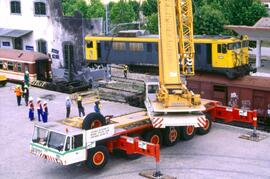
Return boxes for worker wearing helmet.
[28,97,34,121]
[23,85,29,106]
[123,65,128,78]
[24,70,29,87]
[42,101,48,123]
[14,85,23,106]
[77,95,85,117]
[66,96,71,118]
[36,98,43,122]
[94,101,101,114]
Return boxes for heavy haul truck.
[29,0,258,175]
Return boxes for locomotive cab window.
[242,41,249,47]
[218,44,227,54]
[86,41,93,48]
[0,61,3,69]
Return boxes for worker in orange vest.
[14,85,23,106]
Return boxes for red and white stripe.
[151,117,164,128]
[35,152,63,165]
[197,117,207,128]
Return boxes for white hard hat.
[29,97,33,101]
[43,101,47,104]
[37,97,41,101]
[66,96,70,100]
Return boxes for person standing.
[94,101,101,113]
[14,85,23,106]
[23,85,29,106]
[66,96,71,118]
[28,97,34,121]
[123,65,128,78]
[24,70,29,87]
[77,95,85,117]
[42,101,48,123]
[37,98,43,122]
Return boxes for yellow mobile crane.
[150,0,202,110]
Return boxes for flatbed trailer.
[30,99,257,175]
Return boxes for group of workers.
[65,95,101,118]
[14,69,105,122]
[28,97,48,122]
[14,85,48,122]
[14,84,29,106]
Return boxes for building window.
[34,2,46,15]
[14,38,23,50]
[37,39,47,54]
[8,62,14,71]
[17,63,22,72]
[10,1,21,14]
[0,61,3,69]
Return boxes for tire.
[162,127,180,146]
[143,129,163,145]
[180,126,196,141]
[196,114,212,135]
[82,112,106,130]
[86,145,109,170]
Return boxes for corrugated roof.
[0,48,49,62]
[0,28,32,38]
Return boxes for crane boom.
[156,0,201,108]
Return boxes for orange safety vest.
[14,88,22,96]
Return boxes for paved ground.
[1,83,270,179]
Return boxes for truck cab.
[30,123,86,165]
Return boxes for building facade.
[0,0,103,72]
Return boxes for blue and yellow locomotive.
[84,34,256,79]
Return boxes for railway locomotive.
[85,34,256,79]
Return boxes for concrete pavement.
[0,83,270,179]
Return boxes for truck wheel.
[82,112,106,130]
[180,126,196,140]
[143,129,163,145]
[86,145,109,170]
[196,114,212,135]
[162,127,179,146]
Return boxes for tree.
[110,0,136,24]
[222,0,268,26]
[61,0,105,19]
[87,0,105,18]
[128,0,140,20]
[145,13,158,34]
[194,4,228,35]
[141,0,157,16]
[62,0,89,17]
